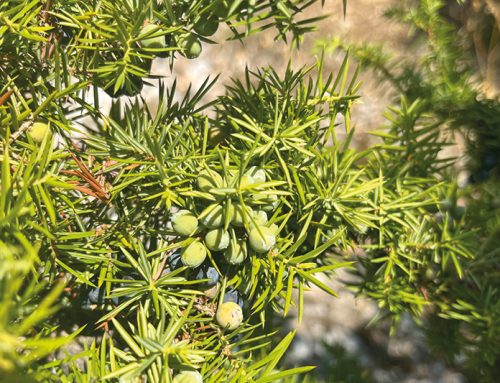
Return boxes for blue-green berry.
[216,301,243,330]
[195,266,219,286]
[205,228,230,251]
[171,210,198,236]
[181,241,207,268]
[224,289,244,308]
[248,226,276,253]
[173,370,203,383]
[200,204,224,229]
[224,238,248,265]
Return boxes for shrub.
[317,0,500,381]
[0,1,351,381]
[1,0,499,382]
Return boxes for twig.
[41,0,57,61]
[64,153,111,204]
[9,116,34,144]
[0,89,13,106]
[43,0,53,24]
[153,250,174,281]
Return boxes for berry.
[58,26,73,45]
[237,166,266,189]
[203,283,219,299]
[269,223,279,234]
[205,228,230,251]
[252,193,279,212]
[171,210,199,236]
[168,252,183,269]
[207,126,227,146]
[29,122,50,143]
[239,174,254,189]
[248,226,276,253]
[435,212,444,224]
[88,287,103,305]
[194,18,219,37]
[212,0,229,18]
[453,205,466,219]
[197,170,223,192]
[177,33,202,59]
[216,301,243,330]
[173,370,203,383]
[231,203,253,227]
[200,203,224,229]
[425,266,437,281]
[195,266,219,286]
[252,210,268,226]
[86,286,119,306]
[206,267,220,285]
[161,266,172,276]
[244,166,266,184]
[224,238,248,265]
[223,289,244,308]
[440,199,454,211]
[181,241,207,268]
[140,24,166,50]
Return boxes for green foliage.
[3,0,499,382]
[0,0,330,97]
[319,0,500,180]
[0,1,357,382]
[0,140,80,382]
[317,0,500,381]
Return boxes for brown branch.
[40,1,59,61]
[68,153,111,203]
[0,89,13,106]
[153,250,174,281]
[43,0,53,24]
[73,185,102,200]
[60,169,83,177]
[9,117,34,144]
[70,153,98,181]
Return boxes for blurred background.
[114,1,499,382]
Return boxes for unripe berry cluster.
[171,166,280,268]
[168,165,282,331]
